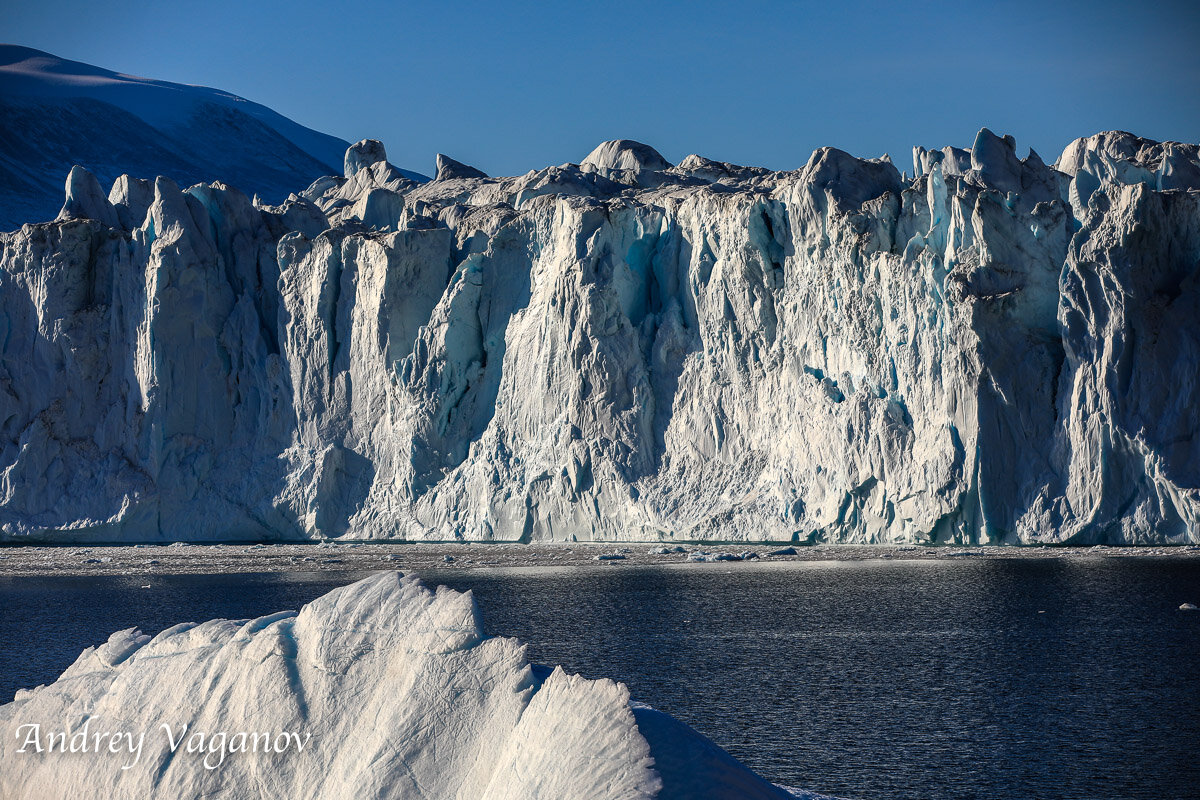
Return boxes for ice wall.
[1,130,1198,544]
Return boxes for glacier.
[0,571,805,799]
[1,129,1198,545]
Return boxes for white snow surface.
[1,129,1199,545]
[0,571,797,799]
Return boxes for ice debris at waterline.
[2,130,1200,545]
[0,572,803,800]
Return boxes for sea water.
[1,557,1197,800]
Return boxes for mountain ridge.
[0,44,427,231]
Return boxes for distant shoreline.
[0,541,1196,578]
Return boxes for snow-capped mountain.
[0,45,426,231]
[1,129,1199,545]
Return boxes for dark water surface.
[1,557,1198,800]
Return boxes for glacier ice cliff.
[1,129,1199,545]
[0,572,801,800]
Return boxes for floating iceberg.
[0,572,803,799]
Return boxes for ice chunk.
[970,128,1022,194]
[57,165,119,227]
[435,154,488,181]
[107,174,153,230]
[582,139,673,173]
[343,138,388,178]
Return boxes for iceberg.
[1,126,1198,545]
[0,572,800,799]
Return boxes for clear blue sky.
[3,0,1198,176]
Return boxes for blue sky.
[3,0,1198,176]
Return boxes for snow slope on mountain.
[0,571,803,800]
[0,45,426,231]
[1,130,1198,545]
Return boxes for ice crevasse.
[1,129,1199,545]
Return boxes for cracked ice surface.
[1,130,1199,545]
[0,571,798,799]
